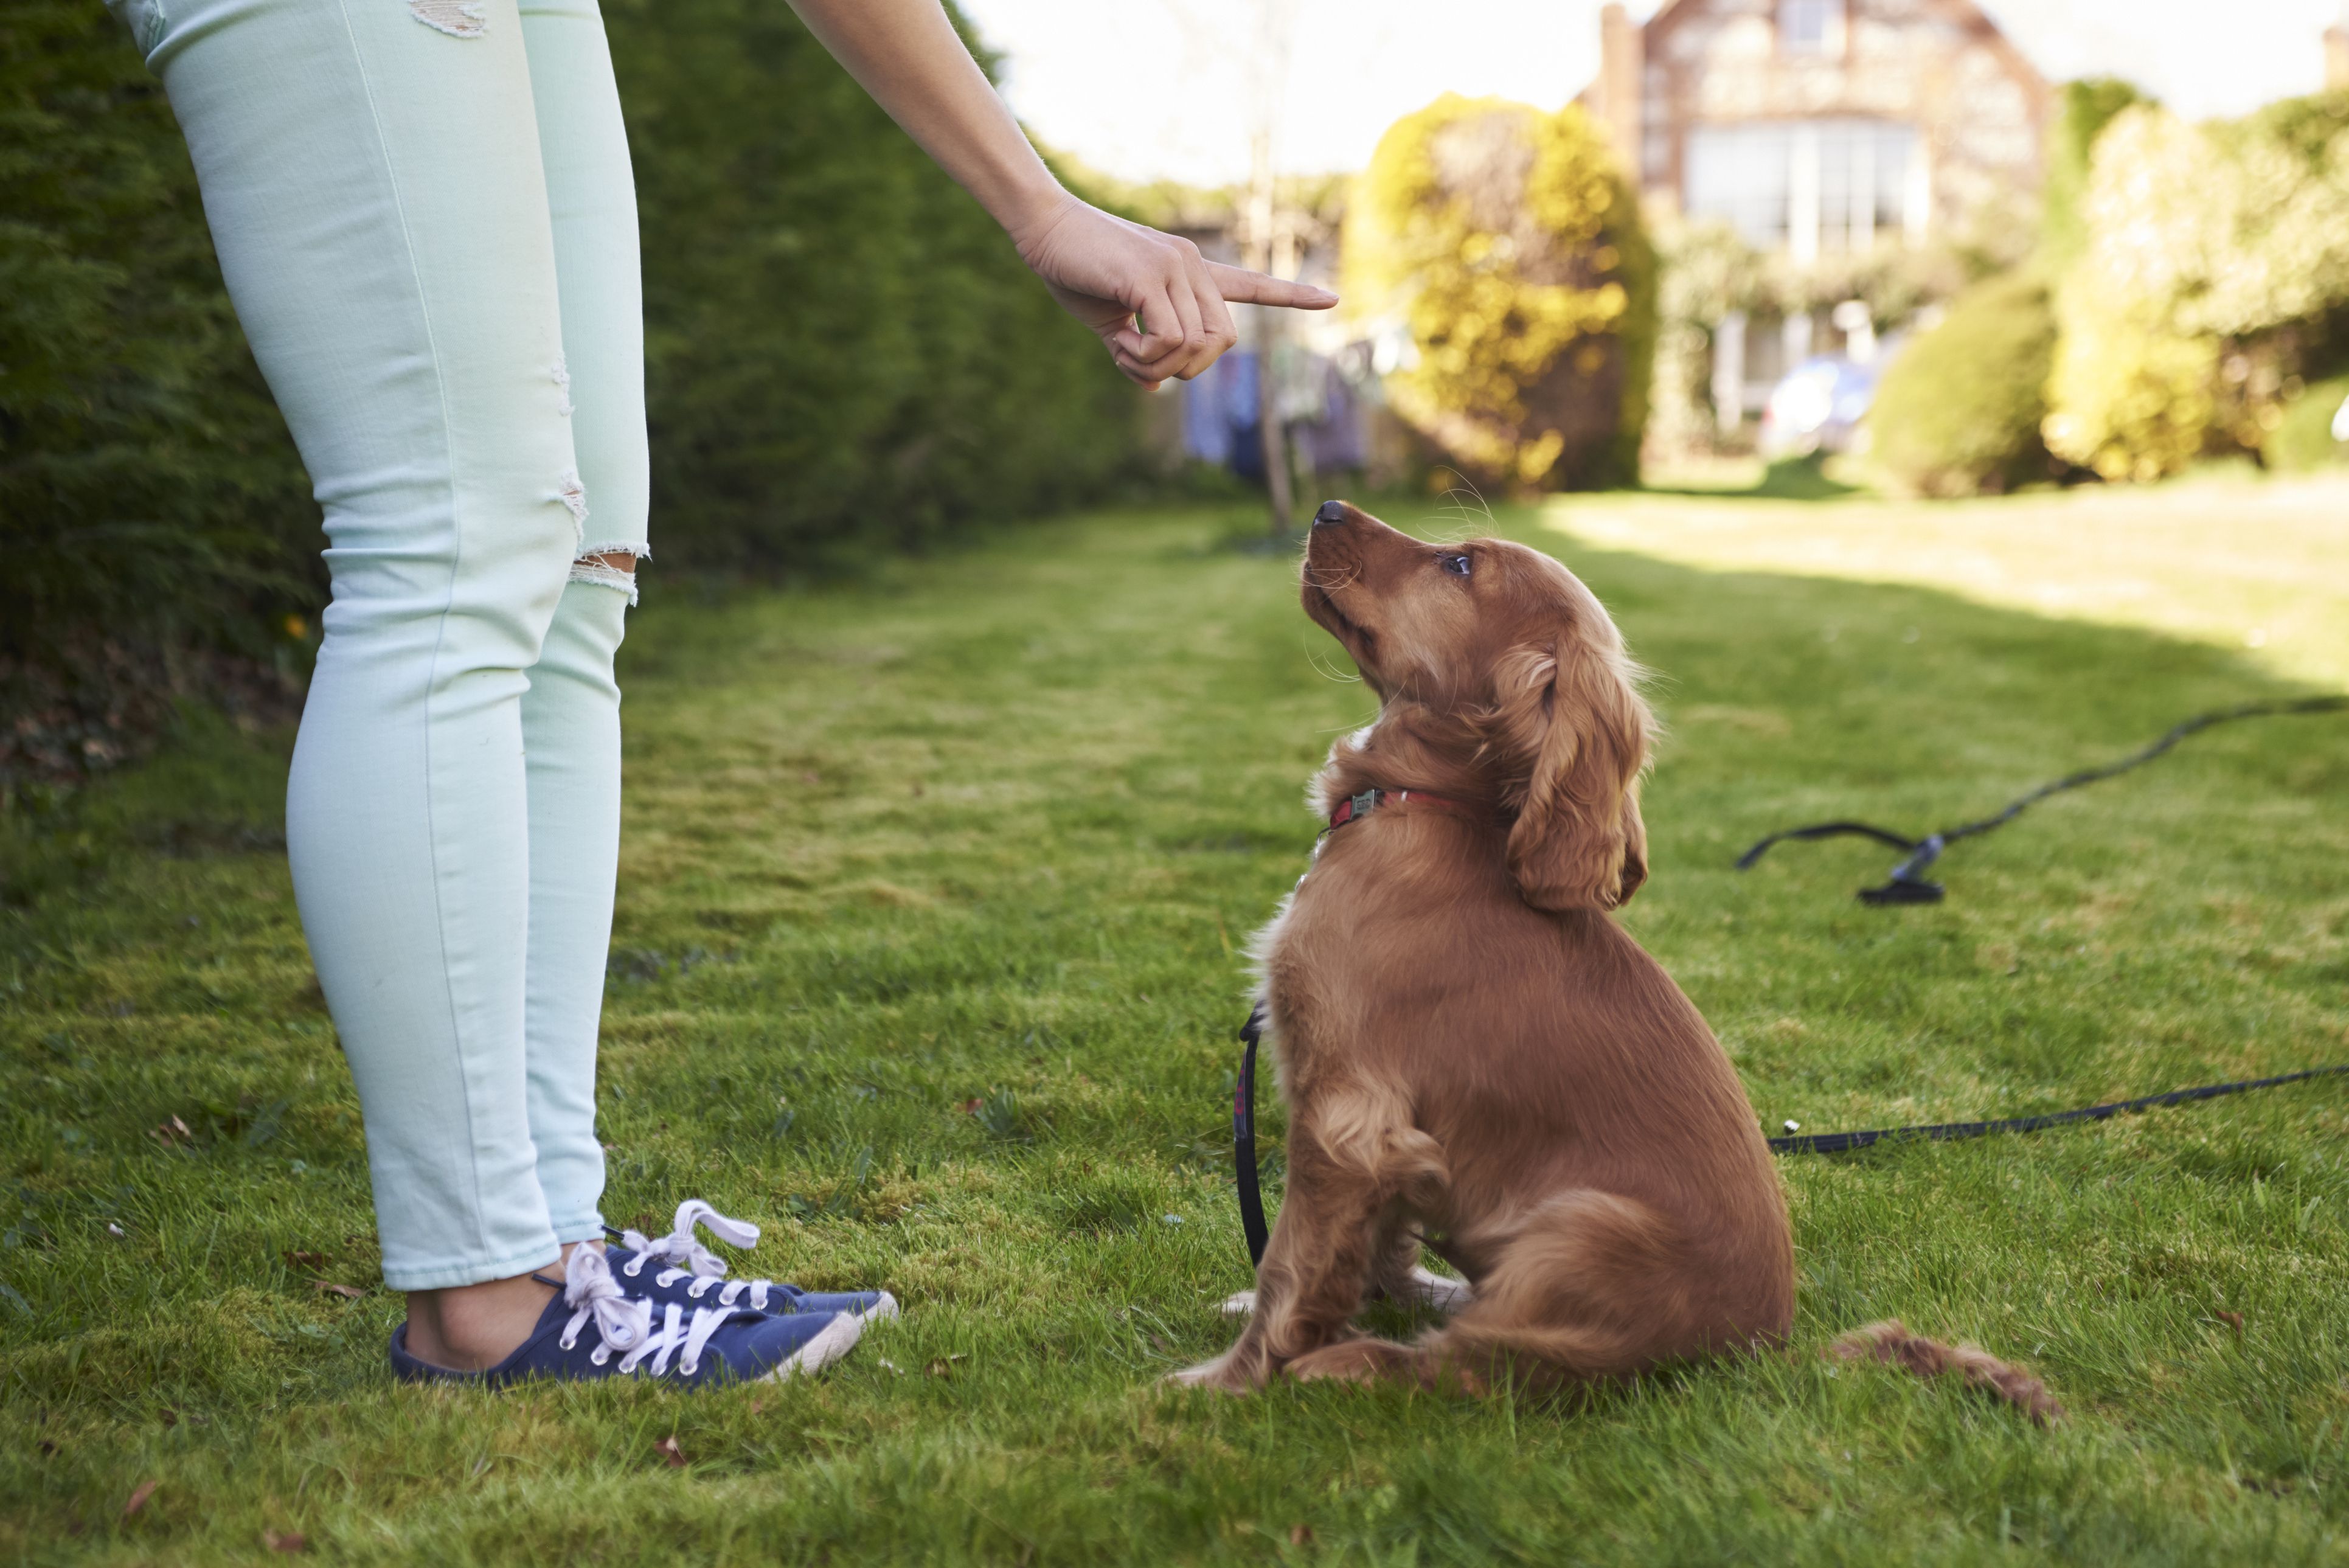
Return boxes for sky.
[957,0,2349,188]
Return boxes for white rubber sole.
[764,1309,866,1381]
[858,1291,901,1323]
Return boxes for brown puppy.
[1175,503,2058,1417]
[1174,501,1789,1394]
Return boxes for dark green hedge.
[0,0,316,668]
[2,0,1140,781]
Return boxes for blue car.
[1760,354,1883,459]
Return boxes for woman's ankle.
[403,1269,560,1372]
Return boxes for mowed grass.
[5,493,2349,1566]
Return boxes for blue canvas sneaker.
[388,1246,864,1387]
[608,1199,899,1321]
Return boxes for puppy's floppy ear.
[1492,632,1651,912]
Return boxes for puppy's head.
[1303,500,1650,911]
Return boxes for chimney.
[1597,3,1645,181]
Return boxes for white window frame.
[1778,0,1845,58]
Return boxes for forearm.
[785,0,1070,243]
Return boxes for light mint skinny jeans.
[115,0,648,1288]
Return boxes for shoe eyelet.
[679,1358,698,1376]
[591,1347,611,1365]
[689,1280,711,1299]
[624,1260,642,1277]
[559,1334,578,1351]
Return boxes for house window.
[1684,119,1917,254]
[1781,0,1839,54]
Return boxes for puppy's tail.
[1830,1320,2064,1426]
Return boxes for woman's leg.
[123,0,582,1314]
[513,0,651,1249]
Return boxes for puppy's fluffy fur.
[1174,504,2056,1421]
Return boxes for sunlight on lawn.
[1547,471,2349,692]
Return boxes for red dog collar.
[1325,788,1478,831]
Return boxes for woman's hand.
[784,0,1337,389]
[1011,195,1336,390]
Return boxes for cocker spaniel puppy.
[1176,502,2058,1422]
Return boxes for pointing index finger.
[1205,261,1338,310]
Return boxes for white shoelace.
[556,1245,735,1377]
[619,1198,788,1311]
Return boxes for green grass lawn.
[5,494,2349,1566]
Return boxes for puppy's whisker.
[1303,645,1362,685]
[1430,476,1496,537]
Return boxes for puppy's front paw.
[1219,1289,1257,1317]
[1165,1351,1260,1394]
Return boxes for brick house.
[1580,0,2049,424]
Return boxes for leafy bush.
[1344,95,1654,490]
[1867,271,2058,497]
[2047,94,2349,481]
[606,0,1139,569]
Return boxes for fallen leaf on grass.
[264,1530,306,1553]
[283,1250,329,1269]
[654,1436,686,1468]
[926,1354,968,1378]
[307,1278,366,1301]
[149,1116,194,1147]
[1289,1524,1314,1545]
[123,1481,157,1517]
[2215,1310,2246,1337]
[959,1098,984,1114]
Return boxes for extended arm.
[785,0,1335,388]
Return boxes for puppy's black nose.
[1312,500,1349,529]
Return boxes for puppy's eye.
[1437,553,1473,578]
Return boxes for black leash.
[1735,696,2347,904]
[1764,1065,2349,1154]
[1235,1005,1270,1267]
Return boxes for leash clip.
[1858,833,1946,904]
[1859,833,1946,904]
